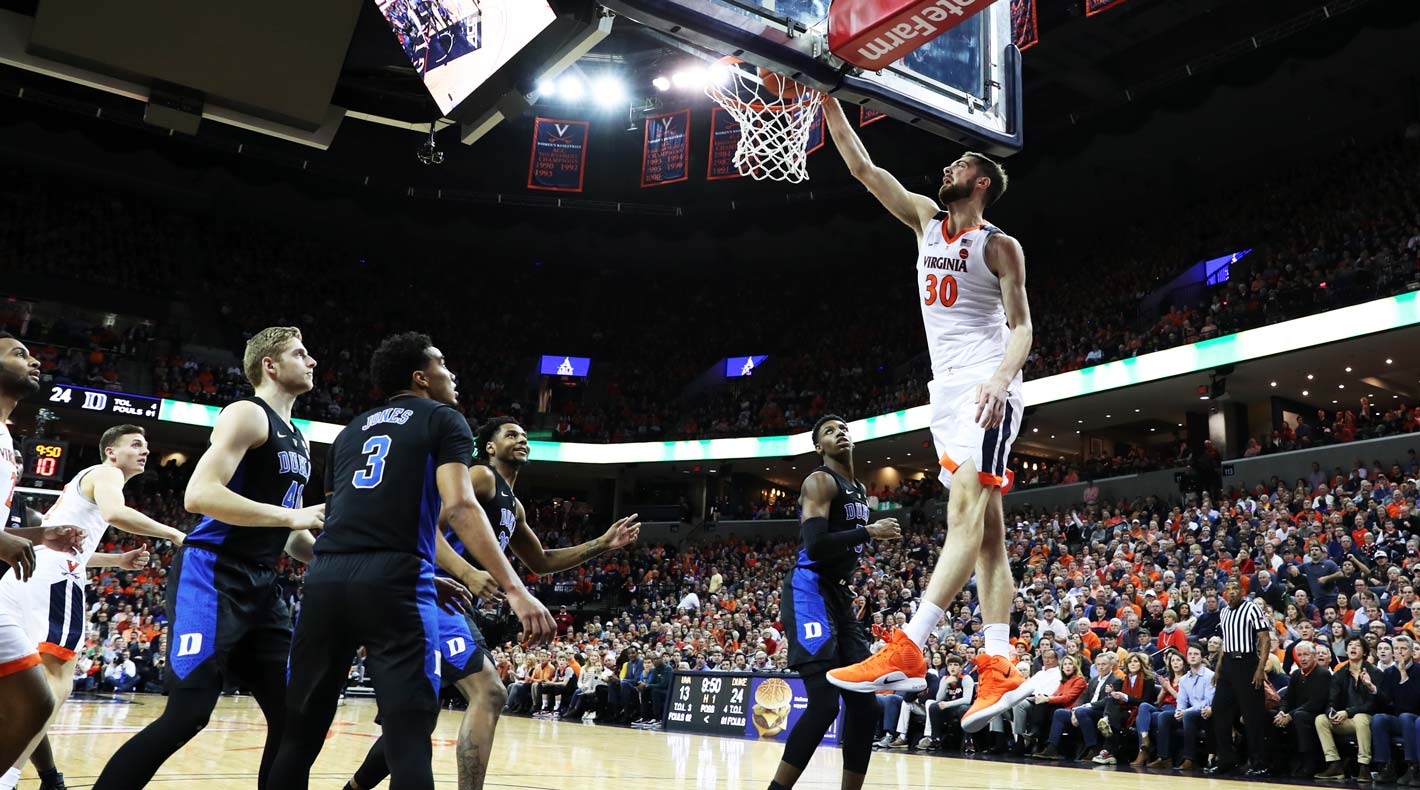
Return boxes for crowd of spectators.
[2,134,1417,444]
[0,300,150,393]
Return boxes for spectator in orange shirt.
[1155,610,1188,656]
[1077,620,1102,653]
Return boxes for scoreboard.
[666,672,750,737]
[21,438,70,482]
[664,671,842,744]
[45,384,160,420]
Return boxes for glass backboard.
[600,0,1022,154]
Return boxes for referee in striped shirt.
[1206,578,1272,777]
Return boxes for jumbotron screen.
[375,0,557,114]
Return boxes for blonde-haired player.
[820,98,1035,732]
[0,424,184,790]
[95,327,325,790]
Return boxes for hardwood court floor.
[25,694,1316,789]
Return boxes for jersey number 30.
[353,435,391,489]
[923,274,958,307]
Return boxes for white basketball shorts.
[927,366,1024,492]
[0,603,39,677]
[0,549,88,663]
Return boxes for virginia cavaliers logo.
[549,124,574,144]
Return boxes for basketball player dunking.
[821,98,1035,732]
[94,327,326,790]
[768,415,903,790]
[0,424,184,790]
[0,333,84,778]
[345,416,640,790]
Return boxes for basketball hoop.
[705,57,824,183]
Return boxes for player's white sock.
[903,601,944,649]
[0,766,20,790]
[983,622,1010,658]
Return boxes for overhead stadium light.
[558,75,585,101]
[652,76,671,91]
[671,66,707,90]
[592,76,625,106]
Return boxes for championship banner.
[805,105,825,154]
[527,117,589,192]
[707,107,743,180]
[1085,0,1128,16]
[665,672,844,744]
[860,106,888,126]
[1011,0,1038,50]
[641,109,691,187]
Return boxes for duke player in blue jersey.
[770,415,902,790]
[345,416,640,790]
[271,333,557,790]
[93,327,326,790]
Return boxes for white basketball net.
[705,64,824,183]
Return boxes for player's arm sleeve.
[799,472,867,562]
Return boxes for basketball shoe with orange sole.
[825,630,928,693]
[960,653,1025,732]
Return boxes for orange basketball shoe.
[960,654,1025,732]
[826,630,927,693]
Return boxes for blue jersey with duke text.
[185,396,311,567]
[794,466,870,583]
[318,395,473,562]
[442,466,517,574]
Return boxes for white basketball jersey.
[38,465,111,567]
[0,423,17,517]
[916,212,1018,381]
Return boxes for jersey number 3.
[353,435,391,489]
[923,274,958,307]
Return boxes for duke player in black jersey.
[94,327,325,790]
[270,333,557,790]
[770,415,902,790]
[345,416,640,790]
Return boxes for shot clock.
[21,438,69,482]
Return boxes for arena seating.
[2,133,1417,442]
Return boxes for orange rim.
[715,94,820,113]
[709,55,820,113]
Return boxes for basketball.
[758,66,807,100]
